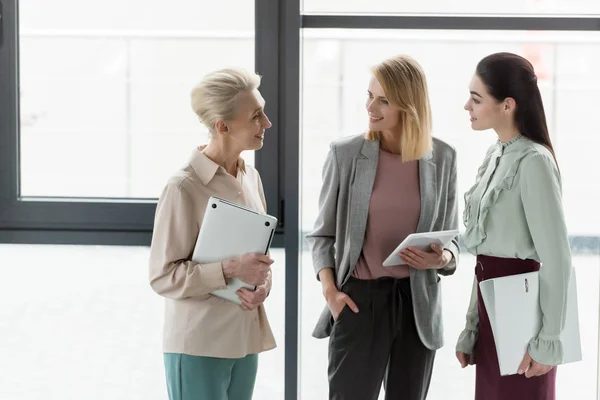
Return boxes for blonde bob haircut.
[190,68,261,137]
[365,55,433,162]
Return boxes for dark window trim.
[2,3,600,399]
[255,0,284,246]
[302,14,600,31]
[291,11,600,400]
[0,0,284,246]
[282,0,301,399]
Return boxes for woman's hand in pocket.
[324,288,359,321]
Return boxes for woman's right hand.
[456,351,475,368]
[325,288,359,321]
[222,253,274,286]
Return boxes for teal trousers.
[163,353,258,400]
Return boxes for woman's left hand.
[399,244,451,270]
[237,279,271,310]
[518,351,553,378]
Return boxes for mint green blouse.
[456,135,572,366]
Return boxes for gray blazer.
[306,134,459,350]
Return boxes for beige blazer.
[149,148,276,358]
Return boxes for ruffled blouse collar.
[498,134,523,149]
[462,135,536,251]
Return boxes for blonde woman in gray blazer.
[307,55,459,400]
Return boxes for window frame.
[2,1,600,399]
[0,0,284,246]
[291,11,600,400]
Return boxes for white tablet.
[382,229,459,267]
[191,196,278,304]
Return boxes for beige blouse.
[149,148,276,358]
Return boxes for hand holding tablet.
[382,229,459,267]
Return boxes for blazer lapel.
[346,139,379,278]
[415,148,437,234]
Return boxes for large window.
[0,244,286,400]
[300,29,600,235]
[19,1,255,198]
[2,1,600,399]
[0,0,283,246]
[0,1,287,398]
[299,28,600,399]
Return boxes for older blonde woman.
[149,68,276,400]
[307,55,459,400]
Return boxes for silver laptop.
[191,196,277,304]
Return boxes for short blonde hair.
[365,55,432,162]
[190,68,261,136]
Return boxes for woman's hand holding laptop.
[222,253,274,286]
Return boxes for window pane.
[302,0,600,15]
[19,1,254,198]
[300,28,600,399]
[0,245,285,400]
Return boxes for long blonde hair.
[365,55,432,161]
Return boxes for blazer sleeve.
[438,147,460,276]
[305,145,340,280]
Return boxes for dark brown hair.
[476,52,558,167]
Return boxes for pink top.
[353,149,421,280]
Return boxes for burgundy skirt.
[474,255,556,400]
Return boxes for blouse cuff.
[456,328,478,355]
[528,336,564,366]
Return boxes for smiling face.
[464,74,513,131]
[365,76,401,134]
[219,89,272,152]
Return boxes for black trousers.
[328,277,436,400]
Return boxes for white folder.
[479,267,582,376]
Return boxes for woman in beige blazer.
[149,68,276,400]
